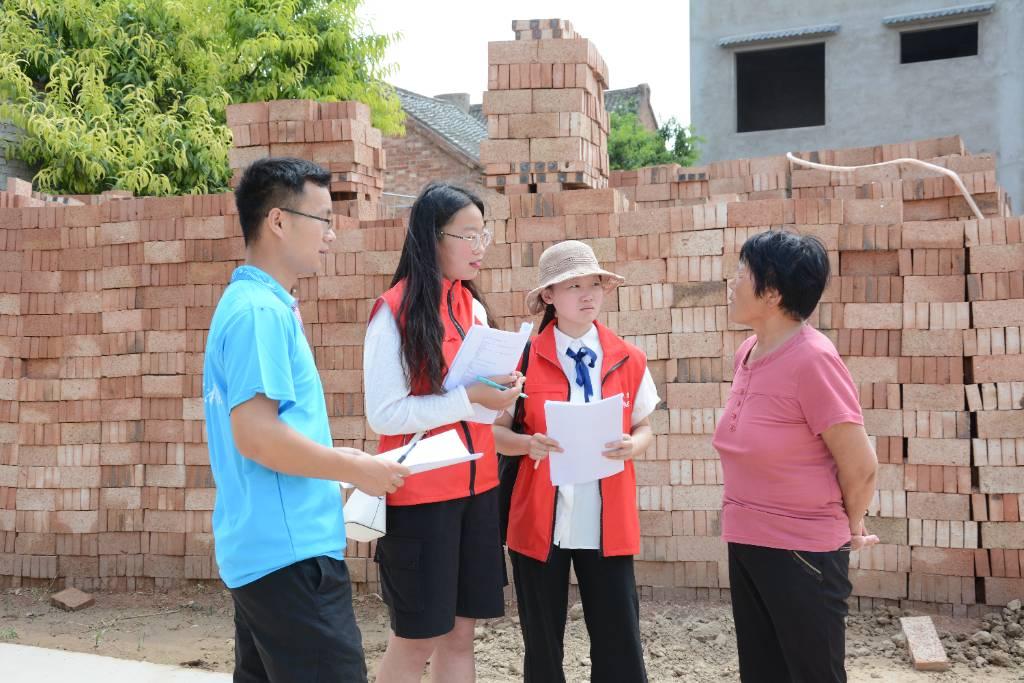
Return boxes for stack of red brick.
[227,99,386,219]
[481,20,610,194]
[609,138,1022,612]
[0,100,1021,609]
[0,103,385,592]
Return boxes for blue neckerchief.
[566,345,597,403]
[230,265,301,324]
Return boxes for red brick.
[900,329,963,356]
[901,221,964,249]
[842,303,902,329]
[900,616,950,671]
[978,467,1024,494]
[844,198,903,224]
[669,333,722,358]
[479,139,530,163]
[911,547,974,576]
[50,586,95,611]
[268,99,318,122]
[532,88,587,114]
[226,102,270,127]
[482,89,533,115]
[907,438,970,466]
[977,411,1024,438]
[902,384,964,410]
[983,577,1024,605]
[972,300,1024,328]
[727,199,785,227]
[671,231,723,257]
[907,492,969,520]
[970,356,1024,383]
[488,39,538,64]
[849,568,908,599]
[969,243,1024,273]
[840,251,900,275]
[902,276,965,303]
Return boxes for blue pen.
[474,375,528,399]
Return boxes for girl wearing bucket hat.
[363,183,525,682]
[493,240,660,683]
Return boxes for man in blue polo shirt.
[203,157,409,682]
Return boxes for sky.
[357,0,692,126]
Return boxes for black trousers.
[510,547,647,683]
[728,542,852,683]
[230,556,367,683]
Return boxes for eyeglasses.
[279,207,335,234]
[443,229,493,251]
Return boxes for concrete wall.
[0,122,35,190]
[691,0,1024,210]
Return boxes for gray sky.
[357,0,692,126]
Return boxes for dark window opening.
[901,23,978,64]
[736,43,825,133]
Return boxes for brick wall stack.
[0,108,1022,608]
[610,138,1021,613]
[227,99,386,220]
[481,20,610,194]
[610,163,716,209]
[381,125,484,200]
[0,102,380,592]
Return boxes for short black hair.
[234,157,331,246]
[739,230,830,320]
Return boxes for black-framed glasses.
[279,207,334,232]
[443,229,493,251]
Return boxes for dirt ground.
[1,585,1022,681]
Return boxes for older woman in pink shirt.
[714,231,878,683]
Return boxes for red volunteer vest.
[368,279,498,506]
[506,321,647,561]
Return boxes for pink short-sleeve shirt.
[712,325,864,552]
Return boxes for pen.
[474,375,528,399]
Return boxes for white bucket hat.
[525,240,625,315]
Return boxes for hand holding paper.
[443,322,533,423]
[543,394,625,486]
[341,430,481,490]
[602,433,635,460]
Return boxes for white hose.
[785,152,985,221]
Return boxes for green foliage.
[608,111,703,171]
[0,0,402,196]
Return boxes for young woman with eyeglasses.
[363,182,525,682]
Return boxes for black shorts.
[230,556,366,682]
[374,487,506,639]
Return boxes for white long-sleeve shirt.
[363,299,487,436]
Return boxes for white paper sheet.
[442,321,533,423]
[544,394,625,486]
[341,429,481,488]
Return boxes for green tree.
[608,111,703,171]
[0,0,402,196]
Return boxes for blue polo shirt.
[202,265,345,588]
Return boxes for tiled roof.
[395,88,486,161]
[717,23,841,47]
[883,2,994,26]
[605,87,645,114]
[468,103,485,126]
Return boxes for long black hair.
[539,303,557,332]
[391,182,490,394]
